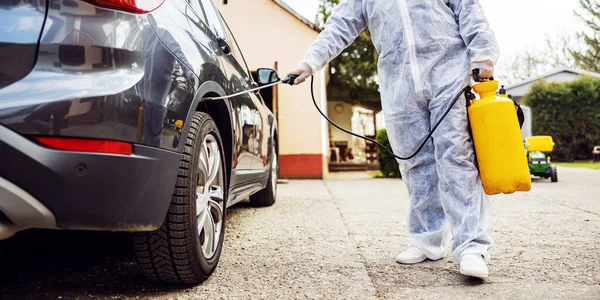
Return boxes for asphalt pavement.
[0,167,598,299]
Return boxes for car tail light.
[34,137,132,155]
[81,0,165,14]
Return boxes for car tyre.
[133,112,227,285]
[550,165,558,182]
[249,140,278,207]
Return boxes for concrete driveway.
[0,167,598,299]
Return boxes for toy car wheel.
[551,166,558,182]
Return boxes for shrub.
[524,77,600,161]
[376,129,401,178]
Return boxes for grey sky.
[283,0,586,73]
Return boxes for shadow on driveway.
[0,230,185,299]
[0,201,252,299]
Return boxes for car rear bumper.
[0,125,180,240]
[0,176,56,240]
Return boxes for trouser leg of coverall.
[386,90,493,263]
[385,98,450,261]
[429,91,494,263]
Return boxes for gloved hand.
[287,62,313,85]
[470,60,494,80]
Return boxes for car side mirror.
[256,68,280,86]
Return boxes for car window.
[184,1,212,49]
[198,0,226,41]
[197,0,252,79]
[186,0,206,22]
[217,12,252,78]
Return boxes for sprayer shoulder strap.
[510,97,525,129]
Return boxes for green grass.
[366,171,386,178]
[554,161,600,170]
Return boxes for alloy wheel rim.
[196,134,224,259]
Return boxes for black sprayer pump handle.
[472,68,494,82]
[282,74,299,85]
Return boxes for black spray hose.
[203,73,472,161]
[284,74,469,161]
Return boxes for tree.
[376,129,401,178]
[571,0,600,72]
[317,0,381,111]
[499,0,600,84]
[524,77,600,161]
[495,34,578,85]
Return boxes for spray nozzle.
[282,74,299,85]
[500,85,507,95]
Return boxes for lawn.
[366,170,386,178]
[554,161,600,170]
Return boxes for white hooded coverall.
[301,0,500,262]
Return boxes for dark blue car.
[0,0,279,284]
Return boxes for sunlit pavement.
[0,167,598,299]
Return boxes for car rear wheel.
[133,112,227,284]
[550,165,558,182]
[249,140,277,207]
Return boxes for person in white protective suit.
[287,0,499,279]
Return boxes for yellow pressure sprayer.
[467,71,531,194]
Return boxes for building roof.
[506,67,600,90]
[272,0,322,33]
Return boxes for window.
[187,0,206,23]
[199,0,226,39]
[217,12,253,76]
[196,0,252,80]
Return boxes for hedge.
[524,77,600,161]
[376,129,402,178]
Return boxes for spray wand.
[200,75,298,102]
[201,73,469,161]
[280,74,469,161]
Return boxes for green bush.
[376,129,401,178]
[524,77,600,161]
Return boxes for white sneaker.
[459,253,489,278]
[396,247,427,264]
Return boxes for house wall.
[327,101,354,147]
[216,0,328,179]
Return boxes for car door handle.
[216,37,231,55]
